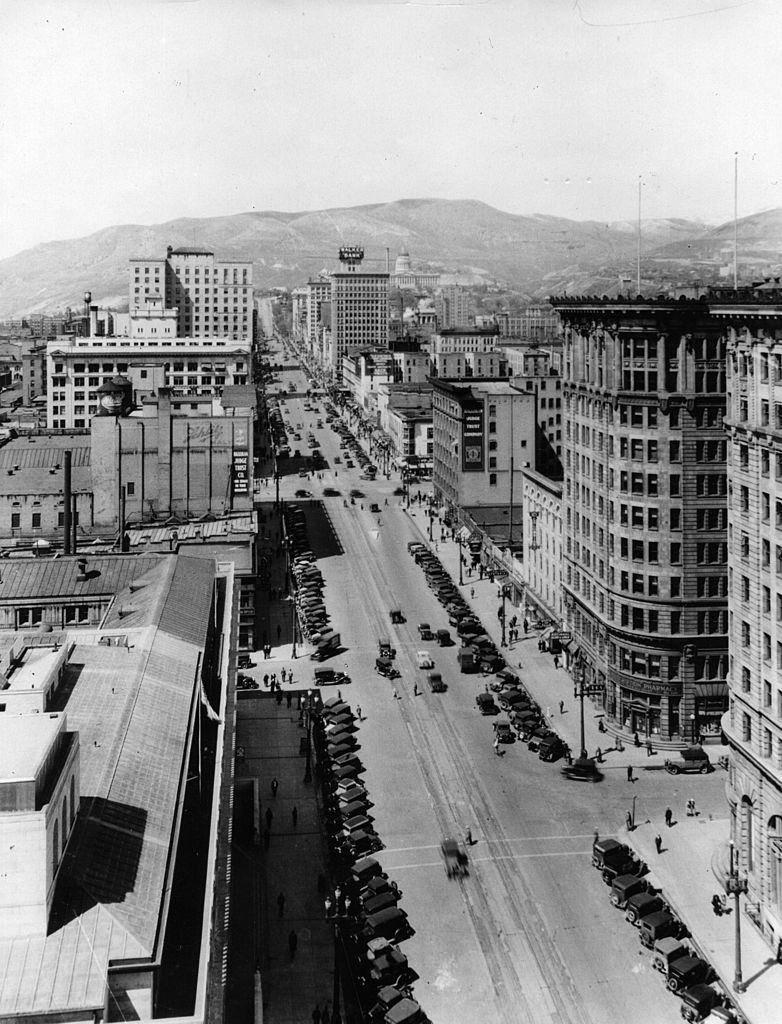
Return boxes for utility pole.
[726,839,748,992]
[733,151,739,290]
[573,656,605,761]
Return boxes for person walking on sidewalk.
[655,833,663,854]
[626,765,634,783]
[559,700,565,714]
[665,807,673,827]
[356,704,362,720]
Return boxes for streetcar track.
[344,511,534,1024]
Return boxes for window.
[126,482,135,496]
[671,542,681,564]
[742,621,751,647]
[742,713,751,743]
[670,577,681,597]
[670,508,681,530]
[741,667,751,692]
[670,474,681,497]
[31,513,41,529]
[489,473,497,486]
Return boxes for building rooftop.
[0,555,163,601]
[0,712,63,784]
[0,435,90,471]
[125,513,255,551]
[0,554,217,1017]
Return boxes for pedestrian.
[465,827,473,846]
[271,777,279,798]
[275,687,283,705]
[655,833,663,854]
[493,736,501,756]
[276,623,282,641]
[538,638,544,652]
[356,704,362,720]
[595,746,603,763]
[687,798,696,817]
[392,688,399,700]
[292,805,298,828]
[286,691,292,709]
[646,739,653,757]
[626,811,633,832]
[634,731,641,747]
[265,806,273,830]
[546,705,552,720]
[277,892,285,918]
[288,929,298,959]
[523,619,529,634]
[665,807,673,827]
[271,672,277,688]
[264,673,269,688]
[312,1006,321,1024]
[281,667,287,683]
[553,655,559,669]
[626,765,634,783]
[470,586,475,599]
[413,682,419,696]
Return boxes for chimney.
[63,451,72,555]
[75,558,88,582]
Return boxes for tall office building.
[329,248,388,378]
[435,285,470,329]
[128,246,253,341]
[715,283,782,952]
[553,296,729,744]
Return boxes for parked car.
[638,910,686,950]
[610,873,650,909]
[626,890,666,925]
[493,720,515,743]
[665,747,713,775]
[665,955,712,993]
[436,629,453,646]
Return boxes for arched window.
[52,820,59,875]
[70,776,76,823]
[769,816,782,915]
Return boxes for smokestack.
[84,292,92,337]
[63,451,72,555]
[71,494,78,554]
[386,247,390,274]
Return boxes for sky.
[1,0,780,260]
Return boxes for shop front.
[693,683,729,742]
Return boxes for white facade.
[430,328,501,357]
[521,467,563,624]
[46,335,251,429]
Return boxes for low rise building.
[0,552,235,1020]
[341,349,395,411]
[430,327,500,357]
[431,350,506,379]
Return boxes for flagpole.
[733,151,739,290]
[636,175,642,296]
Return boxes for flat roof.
[0,713,62,784]
[0,435,90,471]
[220,384,257,408]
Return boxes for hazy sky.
[1,0,780,259]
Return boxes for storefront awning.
[693,683,727,698]
[457,526,471,543]
[563,639,581,659]
[540,626,554,640]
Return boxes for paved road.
[268,353,728,1024]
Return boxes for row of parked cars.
[283,505,341,660]
[334,420,377,479]
[267,396,291,458]
[593,839,746,1023]
[316,697,429,1024]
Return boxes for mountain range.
[1,198,781,319]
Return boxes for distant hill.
[2,198,778,319]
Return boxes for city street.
[260,352,729,1024]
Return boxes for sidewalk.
[626,819,781,1024]
[233,693,336,1024]
[412,520,675,771]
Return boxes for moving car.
[475,692,499,715]
[416,650,434,669]
[427,671,446,693]
[664,747,713,775]
[417,622,433,640]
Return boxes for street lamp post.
[726,839,748,993]
[573,655,605,761]
[499,585,509,647]
[690,714,697,744]
[325,888,353,1024]
[304,688,314,783]
[458,534,464,586]
[428,507,434,542]
[290,597,298,660]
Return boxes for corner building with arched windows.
[552,297,729,745]
[716,284,782,953]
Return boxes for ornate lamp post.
[573,653,605,761]
[725,839,749,992]
[324,886,354,1024]
[458,533,464,586]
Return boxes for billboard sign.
[461,402,485,472]
[232,448,249,497]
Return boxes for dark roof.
[0,434,90,469]
[169,247,214,256]
[0,555,164,601]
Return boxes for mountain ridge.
[0,198,780,319]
